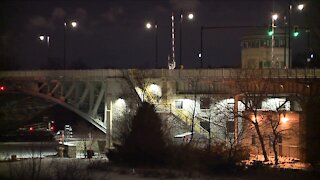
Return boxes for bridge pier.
[105,95,113,149]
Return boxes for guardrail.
[1,68,320,80]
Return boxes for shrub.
[108,102,170,166]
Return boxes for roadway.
[0,141,59,160]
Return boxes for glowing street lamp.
[287,2,306,68]
[63,19,78,69]
[39,35,50,45]
[187,13,194,20]
[145,21,158,68]
[269,12,278,67]
[71,21,77,28]
[145,22,152,29]
[272,13,279,21]
[38,35,50,62]
[39,35,45,41]
[297,4,304,11]
[179,10,194,69]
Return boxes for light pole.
[145,21,158,68]
[179,9,194,69]
[200,26,203,68]
[63,18,77,70]
[271,13,278,68]
[287,1,304,68]
[39,35,50,62]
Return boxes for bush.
[108,102,170,166]
[167,142,249,174]
[107,102,249,174]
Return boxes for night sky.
[0,0,311,69]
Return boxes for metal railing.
[1,68,320,80]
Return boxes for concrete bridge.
[1,68,320,149]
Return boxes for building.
[241,28,289,69]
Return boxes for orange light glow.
[281,117,289,123]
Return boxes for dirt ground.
[0,157,319,180]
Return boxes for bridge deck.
[1,69,320,80]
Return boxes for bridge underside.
[1,69,320,150]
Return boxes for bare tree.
[263,98,289,165]
[233,70,273,162]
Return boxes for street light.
[188,13,194,20]
[287,1,305,68]
[179,9,194,69]
[145,21,158,68]
[270,12,278,68]
[39,35,50,46]
[297,4,304,11]
[145,22,152,29]
[63,19,78,70]
[39,35,50,62]
[71,21,77,28]
[272,13,279,21]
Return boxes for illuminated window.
[226,121,234,133]
[278,135,282,143]
[175,100,183,109]
[200,97,210,109]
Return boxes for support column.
[234,95,239,144]
[105,94,113,149]
[50,81,60,95]
[65,83,75,99]
[77,83,89,108]
[90,83,106,117]
[88,83,94,114]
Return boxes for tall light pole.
[39,35,50,62]
[63,18,77,70]
[271,13,278,68]
[145,21,158,68]
[288,1,304,68]
[179,9,194,69]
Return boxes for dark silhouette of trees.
[304,96,320,163]
[108,102,169,166]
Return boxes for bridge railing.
[136,68,320,79]
[1,69,320,80]
[0,69,125,79]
